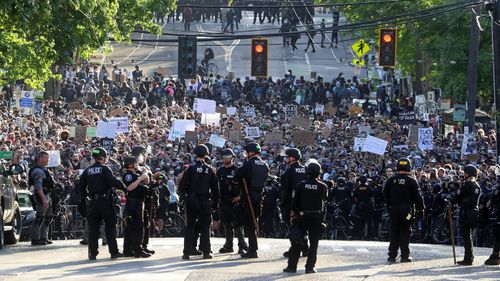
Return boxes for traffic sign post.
[351,39,371,58]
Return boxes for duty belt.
[91,193,112,200]
[299,210,322,215]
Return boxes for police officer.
[283,159,327,274]
[451,165,481,266]
[179,145,220,260]
[217,149,248,254]
[383,158,424,263]
[280,148,308,257]
[29,151,55,246]
[78,148,127,260]
[131,146,156,255]
[261,175,280,237]
[485,175,500,265]
[234,142,269,258]
[352,176,374,240]
[122,156,152,258]
[329,177,352,219]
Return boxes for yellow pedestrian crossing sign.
[351,39,371,58]
[353,58,365,67]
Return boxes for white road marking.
[135,21,168,65]
[305,53,312,73]
[356,248,370,253]
[116,32,145,65]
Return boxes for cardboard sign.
[226,129,241,142]
[201,113,221,126]
[358,125,372,136]
[264,131,283,144]
[46,150,61,168]
[466,154,480,163]
[409,125,423,145]
[193,98,216,114]
[245,127,261,138]
[110,108,123,117]
[418,128,434,151]
[292,131,315,146]
[285,104,298,118]
[290,116,310,128]
[215,106,227,115]
[322,127,332,138]
[397,111,416,125]
[185,131,198,143]
[208,134,226,148]
[325,104,337,115]
[68,102,81,111]
[74,126,87,144]
[168,119,196,140]
[226,107,237,116]
[362,136,388,155]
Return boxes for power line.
[175,0,413,9]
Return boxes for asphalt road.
[104,11,367,81]
[0,238,498,281]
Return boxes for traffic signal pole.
[492,3,500,162]
[465,6,481,131]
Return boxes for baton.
[447,203,457,264]
[242,178,259,237]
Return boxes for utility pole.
[465,5,481,130]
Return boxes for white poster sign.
[46,150,61,168]
[109,117,129,133]
[245,127,261,138]
[226,107,237,116]
[202,113,221,126]
[208,134,226,148]
[168,119,196,140]
[353,137,366,152]
[193,98,216,114]
[315,104,324,115]
[96,121,117,138]
[418,128,434,151]
[362,136,388,155]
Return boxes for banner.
[46,150,61,168]
[245,127,261,138]
[168,119,196,140]
[362,136,388,155]
[0,151,13,160]
[208,134,226,148]
[193,98,216,114]
[397,111,416,125]
[418,128,434,151]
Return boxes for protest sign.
[290,116,310,128]
[74,126,87,144]
[358,125,372,136]
[285,104,298,118]
[245,127,261,138]
[168,119,196,140]
[193,98,216,114]
[226,129,241,142]
[46,150,61,168]
[362,136,388,155]
[322,127,332,138]
[326,119,333,128]
[185,131,198,143]
[209,134,226,148]
[100,138,114,156]
[397,111,416,125]
[19,91,34,108]
[110,108,123,117]
[409,125,422,145]
[96,121,117,138]
[418,128,434,150]
[109,117,129,133]
[216,106,227,115]
[444,124,454,137]
[292,131,315,146]
[325,104,337,115]
[0,151,13,160]
[264,131,283,144]
[226,107,237,116]
[202,113,221,126]
[353,137,366,152]
[315,104,324,115]
[245,107,256,118]
[453,104,466,122]
[86,127,97,138]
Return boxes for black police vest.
[28,165,54,193]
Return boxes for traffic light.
[251,38,268,77]
[378,28,397,68]
[178,36,197,79]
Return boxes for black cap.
[193,144,209,157]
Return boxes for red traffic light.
[255,44,264,53]
[382,33,393,43]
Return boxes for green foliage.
[0,0,175,89]
[329,0,493,102]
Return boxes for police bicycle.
[325,199,352,240]
[197,62,219,77]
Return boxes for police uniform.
[352,178,374,240]
[284,163,327,273]
[234,151,269,258]
[261,175,280,237]
[78,161,127,258]
[485,182,500,265]
[217,164,247,253]
[29,164,55,245]
[383,159,424,262]
[451,172,481,265]
[179,159,220,259]
[122,169,150,258]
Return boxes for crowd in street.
[1,58,500,266]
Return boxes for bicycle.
[197,61,219,76]
[325,199,352,240]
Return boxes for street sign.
[352,58,365,67]
[351,39,371,58]
[0,151,13,160]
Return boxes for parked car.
[0,163,24,249]
[17,189,35,242]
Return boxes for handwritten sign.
[245,127,261,138]
[418,128,434,151]
[285,104,298,118]
[264,131,283,144]
[193,98,216,114]
[74,126,87,144]
[201,113,221,126]
[185,131,198,143]
[226,129,241,142]
[362,136,388,155]
[397,111,416,125]
[226,107,237,116]
[109,117,129,133]
[46,150,61,168]
[208,134,226,148]
[293,131,315,146]
[315,104,324,115]
[290,116,310,128]
[353,137,366,152]
[168,119,196,140]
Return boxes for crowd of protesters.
[1,59,499,250]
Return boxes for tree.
[330,0,493,103]
[0,0,175,89]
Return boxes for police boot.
[31,239,47,246]
[88,251,98,260]
[203,252,213,259]
[238,245,248,255]
[111,252,124,259]
[41,239,53,245]
[305,267,317,274]
[400,257,413,263]
[484,255,500,265]
[387,257,396,263]
[123,251,134,257]
[135,250,152,258]
[219,247,234,253]
[240,251,258,259]
[190,249,203,255]
[143,248,156,255]
[282,267,297,273]
[182,254,190,260]
[457,258,474,266]
[283,251,289,258]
